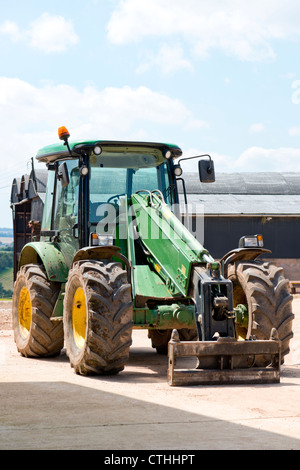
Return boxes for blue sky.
[1,0,300,227]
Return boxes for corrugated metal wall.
[201,216,300,259]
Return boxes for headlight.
[173,164,183,176]
[99,234,114,246]
[80,166,89,176]
[94,145,102,155]
[90,233,114,246]
[239,234,264,248]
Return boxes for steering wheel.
[107,193,126,203]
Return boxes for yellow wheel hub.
[237,326,247,341]
[18,286,32,339]
[72,287,87,348]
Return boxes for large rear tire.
[64,260,133,375]
[148,328,198,354]
[227,260,294,365]
[12,264,63,357]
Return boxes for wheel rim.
[231,283,249,340]
[18,286,32,339]
[72,287,87,348]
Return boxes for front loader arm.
[130,191,213,297]
[130,191,236,339]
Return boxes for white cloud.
[0,13,79,53]
[281,72,296,80]
[136,44,193,75]
[0,77,209,225]
[0,20,21,42]
[291,80,300,104]
[27,13,79,53]
[107,0,300,62]
[180,148,233,173]
[0,77,208,173]
[249,123,265,133]
[236,146,300,172]
[1,76,300,224]
[289,126,300,136]
[180,145,300,173]
[1,77,295,176]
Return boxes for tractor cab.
[36,130,182,263]
[36,128,215,268]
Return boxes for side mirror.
[57,162,70,188]
[177,153,216,183]
[198,157,215,183]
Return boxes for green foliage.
[0,283,12,298]
[0,250,13,298]
[0,243,13,252]
[0,251,13,272]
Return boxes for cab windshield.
[89,149,171,224]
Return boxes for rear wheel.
[64,260,133,375]
[227,260,294,365]
[148,328,197,354]
[12,264,63,357]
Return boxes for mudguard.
[18,242,69,283]
[71,246,130,281]
[220,247,271,278]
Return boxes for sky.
[1,0,300,227]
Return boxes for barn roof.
[179,172,300,215]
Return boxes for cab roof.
[36,140,182,163]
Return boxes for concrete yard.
[0,298,299,451]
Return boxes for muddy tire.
[148,328,198,354]
[12,264,63,357]
[227,260,294,365]
[64,260,133,375]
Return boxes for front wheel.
[64,260,133,375]
[227,260,294,365]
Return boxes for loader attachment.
[168,329,281,386]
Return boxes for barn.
[10,169,47,279]
[180,172,300,286]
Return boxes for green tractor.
[11,127,294,385]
